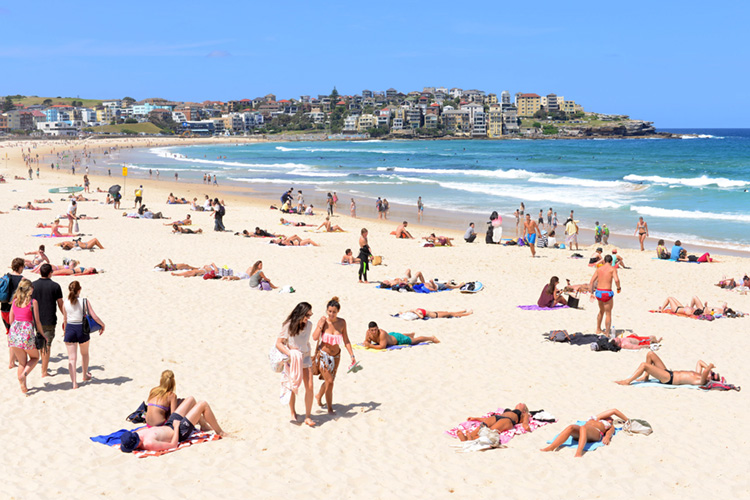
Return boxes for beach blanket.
[700,380,741,391]
[546,421,621,452]
[649,310,717,321]
[376,283,449,294]
[32,234,82,238]
[518,304,569,311]
[354,341,430,352]
[631,381,701,389]
[446,409,554,445]
[91,428,221,458]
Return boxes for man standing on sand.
[514,209,520,237]
[565,218,579,251]
[589,254,621,335]
[417,196,424,222]
[134,185,143,208]
[32,264,63,377]
[547,208,553,227]
[523,214,541,257]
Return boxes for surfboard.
[48,186,84,194]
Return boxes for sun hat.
[119,430,140,453]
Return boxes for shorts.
[526,233,537,245]
[64,323,90,344]
[566,234,578,244]
[8,321,35,350]
[595,289,614,303]
[389,332,412,346]
[39,324,56,352]
[1,311,9,332]
[302,354,312,369]
[135,196,142,204]
[164,412,195,442]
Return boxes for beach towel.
[649,310,717,321]
[518,304,569,311]
[630,381,701,389]
[91,428,221,458]
[700,380,741,391]
[354,341,430,352]
[446,409,554,446]
[546,421,621,452]
[280,351,303,404]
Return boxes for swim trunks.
[526,233,537,245]
[595,289,614,302]
[389,332,412,346]
[163,412,195,442]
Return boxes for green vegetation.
[531,121,542,128]
[367,126,389,138]
[542,125,558,135]
[88,122,163,134]
[13,95,105,108]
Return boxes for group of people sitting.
[656,239,712,262]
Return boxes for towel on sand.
[631,381,701,389]
[446,409,554,446]
[546,421,621,452]
[91,428,221,458]
[354,342,430,352]
[518,304,569,311]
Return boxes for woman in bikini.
[154,259,197,272]
[317,217,344,232]
[422,234,454,246]
[634,217,648,251]
[658,296,727,317]
[457,404,531,441]
[270,235,320,247]
[541,408,628,457]
[409,308,473,319]
[56,238,104,250]
[312,297,355,414]
[145,370,179,426]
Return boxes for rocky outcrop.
[560,120,658,138]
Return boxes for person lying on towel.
[363,321,439,349]
[615,351,721,386]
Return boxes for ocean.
[109,128,750,251]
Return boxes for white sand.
[0,138,748,499]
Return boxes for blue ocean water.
[112,129,750,249]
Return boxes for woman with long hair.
[276,302,316,426]
[8,278,45,394]
[248,261,278,290]
[146,370,179,426]
[313,297,355,414]
[537,276,568,308]
[62,280,105,389]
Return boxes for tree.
[122,96,135,106]
[125,118,138,124]
[532,121,542,128]
[2,96,14,112]
[329,87,339,103]
[42,98,53,106]
[367,126,389,138]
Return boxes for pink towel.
[445,409,553,445]
[280,350,303,404]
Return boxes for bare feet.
[304,417,316,427]
[83,373,92,382]
[540,445,555,452]
[316,396,324,407]
[431,337,440,344]
[19,374,28,394]
[614,380,630,385]
[327,408,336,415]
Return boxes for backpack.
[0,273,11,303]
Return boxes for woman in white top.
[276,302,315,427]
[62,280,105,389]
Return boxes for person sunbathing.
[317,217,344,232]
[363,321,439,350]
[118,397,225,453]
[56,238,104,250]
[541,409,628,457]
[341,249,360,264]
[563,279,591,294]
[270,235,320,247]
[171,264,219,277]
[155,259,197,271]
[403,308,473,319]
[424,279,464,292]
[716,275,750,289]
[589,248,603,265]
[394,221,413,239]
[15,202,50,211]
[24,245,50,268]
[280,217,309,227]
[165,214,191,226]
[50,219,78,237]
[238,227,277,238]
[615,351,721,386]
[658,296,727,317]
[69,194,91,202]
[457,404,531,442]
[172,224,202,234]
[613,334,662,350]
[51,263,99,276]
[34,198,53,203]
[423,234,454,246]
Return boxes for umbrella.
[108,185,121,196]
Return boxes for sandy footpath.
[0,138,748,499]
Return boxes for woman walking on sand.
[635,217,649,251]
[313,297,355,414]
[350,198,356,218]
[62,281,105,389]
[8,279,45,394]
[276,302,316,427]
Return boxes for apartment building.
[472,111,487,136]
[442,108,471,133]
[357,114,376,131]
[487,104,503,138]
[516,93,541,117]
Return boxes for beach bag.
[311,340,322,376]
[74,220,79,233]
[260,281,272,291]
[126,402,147,424]
[82,299,102,334]
[567,292,580,309]
[0,273,11,303]
[623,419,653,435]
[372,256,383,266]
[485,225,495,244]
[268,346,289,373]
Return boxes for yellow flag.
[122,166,128,177]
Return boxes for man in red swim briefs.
[588,254,621,335]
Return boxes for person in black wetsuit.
[456,403,531,441]
[357,228,372,283]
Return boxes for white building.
[37,121,82,136]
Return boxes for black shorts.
[64,323,90,344]
[135,196,142,204]
[164,412,195,442]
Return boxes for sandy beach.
[1,138,748,499]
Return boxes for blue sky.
[1,0,747,128]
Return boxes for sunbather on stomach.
[457,404,530,441]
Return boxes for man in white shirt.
[66,200,77,234]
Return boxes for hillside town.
[0,87,657,139]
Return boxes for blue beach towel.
[631,381,701,389]
[90,428,143,446]
[547,421,621,452]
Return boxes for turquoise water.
[112,129,750,249]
